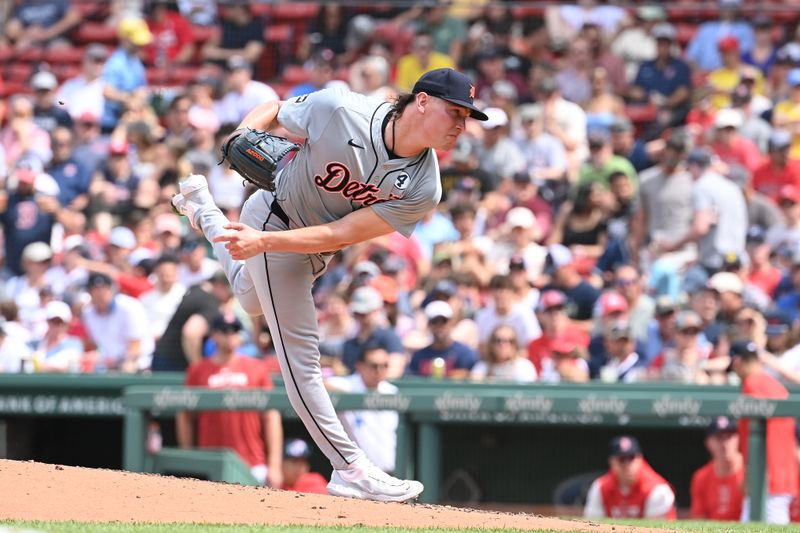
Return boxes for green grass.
[3,521,800,533]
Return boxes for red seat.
[146,67,169,86]
[5,63,33,84]
[270,3,320,23]
[264,24,293,43]
[74,23,118,45]
[17,48,43,63]
[44,47,87,65]
[0,46,14,63]
[171,66,201,86]
[0,81,31,98]
[191,25,219,44]
[625,105,657,125]
[676,23,697,46]
[280,64,310,86]
[512,6,545,19]
[52,64,82,83]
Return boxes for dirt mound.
[0,460,660,531]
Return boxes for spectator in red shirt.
[752,130,800,203]
[584,435,676,520]
[528,289,589,380]
[281,438,329,495]
[710,109,764,175]
[691,416,745,521]
[176,314,283,488]
[730,340,799,524]
[145,1,195,67]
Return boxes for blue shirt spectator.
[686,20,754,71]
[101,19,152,131]
[342,327,405,374]
[409,341,477,377]
[633,57,692,99]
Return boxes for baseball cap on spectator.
[227,55,252,72]
[491,80,518,102]
[86,272,114,289]
[354,261,381,280]
[655,295,677,316]
[765,310,792,336]
[412,68,489,121]
[425,300,453,320]
[109,139,129,156]
[587,129,610,148]
[599,292,629,316]
[180,234,204,253]
[707,272,743,294]
[788,69,800,88]
[45,300,72,324]
[453,177,479,193]
[31,71,57,91]
[687,148,713,168]
[779,184,800,204]
[109,226,136,249]
[63,234,86,252]
[546,244,574,273]
[155,213,182,236]
[538,77,558,94]
[118,17,153,46]
[77,111,99,125]
[729,339,758,360]
[430,279,458,300]
[382,254,406,274]
[721,252,743,271]
[608,320,632,340]
[284,438,312,460]
[504,206,536,231]
[718,36,740,53]
[481,107,508,129]
[188,107,220,133]
[665,129,688,152]
[129,248,155,268]
[538,290,567,312]
[518,103,542,123]
[747,225,766,245]
[777,43,800,65]
[676,310,703,331]
[85,43,109,61]
[651,23,677,41]
[707,416,737,436]
[210,314,243,333]
[637,4,666,21]
[610,117,633,134]
[769,129,792,151]
[609,436,642,458]
[753,14,772,30]
[22,242,53,263]
[715,108,743,129]
[550,336,578,355]
[349,286,384,314]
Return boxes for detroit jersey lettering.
[274,87,441,238]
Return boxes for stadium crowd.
[2,0,800,521]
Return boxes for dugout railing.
[121,382,800,521]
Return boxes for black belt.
[270,199,290,226]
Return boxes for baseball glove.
[220,128,300,192]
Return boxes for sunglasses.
[429,317,449,326]
[491,337,516,345]
[364,362,389,371]
[615,279,637,287]
[215,326,242,334]
[679,328,700,336]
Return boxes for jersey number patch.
[394,172,410,190]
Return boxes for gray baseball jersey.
[276,87,442,238]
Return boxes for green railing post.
[123,408,146,472]
[394,414,413,479]
[746,417,767,522]
[417,421,441,504]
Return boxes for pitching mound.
[0,460,659,531]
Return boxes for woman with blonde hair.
[471,324,537,382]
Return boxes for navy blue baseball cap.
[412,68,488,121]
[609,435,642,458]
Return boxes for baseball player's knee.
[236,291,264,316]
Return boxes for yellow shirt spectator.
[707,66,764,110]
[395,33,455,92]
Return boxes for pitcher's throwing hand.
[213,223,266,260]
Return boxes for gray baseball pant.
[196,189,363,471]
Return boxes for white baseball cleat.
[327,456,424,502]
[171,174,213,230]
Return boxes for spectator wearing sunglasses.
[326,345,400,474]
[471,324,537,383]
[407,300,477,379]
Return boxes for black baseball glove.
[220,128,300,192]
